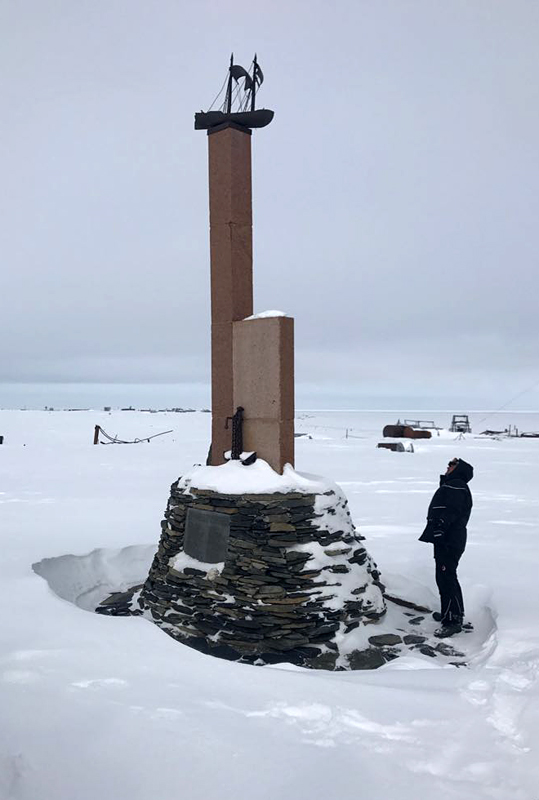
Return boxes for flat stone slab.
[403,634,427,645]
[368,633,403,647]
[348,647,387,670]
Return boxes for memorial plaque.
[184,507,231,563]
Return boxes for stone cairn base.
[99,476,390,669]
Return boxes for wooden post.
[93,425,100,445]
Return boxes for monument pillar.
[208,123,253,465]
[233,315,294,472]
[109,55,390,674]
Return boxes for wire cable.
[475,376,539,426]
[208,71,229,112]
[96,427,173,445]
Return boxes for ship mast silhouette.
[195,54,274,131]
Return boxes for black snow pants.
[434,542,465,624]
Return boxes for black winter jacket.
[419,459,473,549]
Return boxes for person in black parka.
[419,457,473,637]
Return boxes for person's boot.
[434,620,463,638]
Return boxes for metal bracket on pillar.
[225,406,244,460]
[224,407,257,465]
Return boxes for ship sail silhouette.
[195,54,274,131]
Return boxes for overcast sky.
[2,1,538,409]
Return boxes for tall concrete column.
[208,123,253,464]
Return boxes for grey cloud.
[2,1,538,407]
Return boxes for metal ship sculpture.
[195,54,274,131]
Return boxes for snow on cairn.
[133,459,388,669]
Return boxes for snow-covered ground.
[1,409,538,799]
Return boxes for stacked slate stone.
[132,478,386,669]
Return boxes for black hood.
[441,459,474,485]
